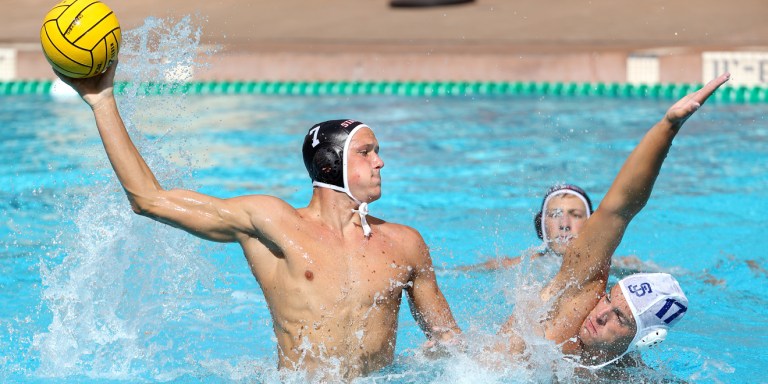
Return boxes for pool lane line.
[1,80,767,103]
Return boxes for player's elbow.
[127,192,164,217]
[128,196,152,216]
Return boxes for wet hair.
[534,184,594,240]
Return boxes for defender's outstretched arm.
[539,73,730,343]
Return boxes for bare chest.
[295,243,414,306]
[249,232,416,310]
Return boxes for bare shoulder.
[375,219,430,261]
[228,194,297,216]
[378,219,423,238]
[223,194,301,237]
[376,219,425,244]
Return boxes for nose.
[595,313,606,326]
[558,215,571,231]
[595,306,611,326]
[372,152,384,169]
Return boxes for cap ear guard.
[635,328,667,350]
[302,119,364,190]
[310,145,343,186]
[534,212,543,239]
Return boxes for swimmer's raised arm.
[541,73,729,342]
[55,62,279,244]
[566,72,730,285]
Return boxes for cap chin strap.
[570,329,666,370]
[570,347,631,370]
[353,202,371,237]
[312,182,372,237]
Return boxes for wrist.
[657,117,682,135]
[87,92,116,112]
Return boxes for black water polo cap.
[302,119,366,188]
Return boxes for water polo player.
[498,73,729,369]
[54,62,460,380]
[460,184,593,271]
[534,184,593,256]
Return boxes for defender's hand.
[664,72,730,129]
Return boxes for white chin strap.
[353,202,371,237]
[571,349,630,370]
[312,181,372,238]
[570,328,666,370]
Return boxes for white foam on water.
[402,250,581,383]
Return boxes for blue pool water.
[3,17,768,384]
[2,88,767,383]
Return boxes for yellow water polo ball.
[40,0,121,78]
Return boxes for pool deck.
[4,0,768,83]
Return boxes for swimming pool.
[2,84,767,382]
[3,13,768,383]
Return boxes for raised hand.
[664,72,730,129]
[52,60,118,109]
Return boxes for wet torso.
[238,206,421,378]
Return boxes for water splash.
[32,16,227,380]
[119,15,215,84]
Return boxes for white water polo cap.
[581,273,688,370]
[619,272,688,351]
[302,119,373,237]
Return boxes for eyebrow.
[353,141,378,149]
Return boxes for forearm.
[91,95,163,210]
[603,118,677,219]
[602,73,729,218]
[559,120,677,287]
[425,296,461,340]
[408,284,461,341]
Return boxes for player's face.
[579,284,637,363]
[347,128,384,203]
[543,194,588,255]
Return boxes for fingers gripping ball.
[40,0,121,78]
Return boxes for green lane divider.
[1,79,767,103]
[0,80,52,95]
